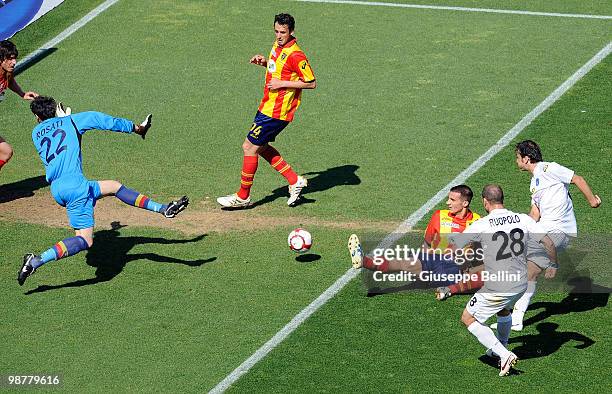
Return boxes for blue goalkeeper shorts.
[51,174,102,229]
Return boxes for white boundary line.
[295,0,612,20]
[209,41,612,393]
[15,0,121,74]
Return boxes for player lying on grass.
[452,185,557,376]
[0,40,39,174]
[18,96,189,286]
[348,185,481,288]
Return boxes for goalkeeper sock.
[449,271,484,294]
[115,185,165,213]
[237,155,259,200]
[260,145,298,185]
[38,236,90,268]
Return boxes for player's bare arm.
[528,204,540,221]
[250,54,267,67]
[571,174,601,208]
[8,77,38,100]
[267,78,316,90]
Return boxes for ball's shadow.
[295,253,321,263]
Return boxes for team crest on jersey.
[281,53,287,61]
[536,178,540,186]
[268,59,276,73]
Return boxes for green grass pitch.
[1,0,610,392]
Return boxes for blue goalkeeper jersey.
[31,111,134,183]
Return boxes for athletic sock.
[260,145,298,185]
[496,314,513,346]
[115,185,165,213]
[0,159,6,171]
[363,256,389,272]
[512,281,537,325]
[449,271,484,294]
[237,155,259,200]
[37,236,90,268]
[467,321,510,360]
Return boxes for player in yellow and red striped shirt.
[217,14,316,209]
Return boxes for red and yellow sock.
[237,155,259,200]
[260,146,298,185]
[0,159,6,171]
[449,271,484,294]
[363,256,390,272]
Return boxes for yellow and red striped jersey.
[258,38,315,121]
[424,209,481,251]
[0,71,10,95]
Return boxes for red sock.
[0,159,6,171]
[237,155,258,200]
[449,271,484,294]
[260,146,298,185]
[363,256,389,272]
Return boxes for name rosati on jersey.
[489,214,521,227]
[35,119,64,140]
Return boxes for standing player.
[349,185,480,284]
[18,96,189,285]
[217,13,316,208]
[0,40,39,173]
[452,185,557,376]
[492,140,602,331]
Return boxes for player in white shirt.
[451,185,557,376]
[501,140,602,331]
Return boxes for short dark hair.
[30,96,57,121]
[274,13,295,31]
[481,184,504,204]
[515,140,542,163]
[450,184,474,203]
[0,40,18,61]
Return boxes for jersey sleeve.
[547,162,574,184]
[70,111,134,135]
[423,210,440,247]
[288,51,315,82]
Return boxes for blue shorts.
[50,174,102,229]
[420,253,461,286]
[246,111,290,146]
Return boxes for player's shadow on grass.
[245,164,361,208]
[0,175,47,204]
[509,322,594,359]
[26,222,215,294]
[523,277,610,329]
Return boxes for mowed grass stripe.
[295,0,612,19]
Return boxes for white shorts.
[526,231,571,269]
[466,290,525,324]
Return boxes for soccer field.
[1,0,610,392]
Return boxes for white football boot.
[499,352,518,376]
[348,234,364,269]
[287,176,307,206]
[217,193,251,208]
[490,322,523,331]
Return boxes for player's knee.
[242,139,259,155]
[0,142,13,161]
[460,309,474,326]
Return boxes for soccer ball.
[288,228,312,253]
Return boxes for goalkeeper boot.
[287,176,307,206]
[163,196,189,218]
[435,286,452,301]
[135,114,153,139]
[348,234,364,269]
[18,253,40,286]
[217,193,251,208]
